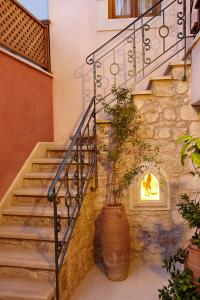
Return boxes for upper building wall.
[49,0,190,141]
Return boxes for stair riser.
[46,150,92,159]
[0,239,54,254]
[2,215,69,228]
[32,163,88,173]
[23,178,78,190]
[0,266,55,281]
[12,196,77,208]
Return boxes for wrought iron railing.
[0,0,51,71]
[48,96,98,300]
[86,0,193,112]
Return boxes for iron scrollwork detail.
[142,24,151,65]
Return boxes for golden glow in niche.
[140,173,160,201]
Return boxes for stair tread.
[132,90,152,95]
[46,145,92,151]
[0,275,53,300]
[0,248,55,270]
[3,205,75,217]
[23,171,86,179]
[32,158,89,164]
[0,224,59,240]
[169,60,191,67]
[150,75,172,81]
[13,187,77,197]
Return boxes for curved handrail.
[86,0,164,64]
[48,96,96,200]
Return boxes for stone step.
[0,225,56,241]
[2,204,74,218]
[0,275,54,300]
[165,60,191,79]
[2,204,78,227]
[32,158,89,165]
[132,90,152,96]
[0,225,67,254]
[147,75,172,89]
[11,195,76,207]
[23,171,85,180]
[23,171,86,189]
[0,248,55,270]
[46,145,94,158]
[32,158,89,172]
[13,187,77,198]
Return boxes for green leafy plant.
[178,135,200,249]
[99,86,159,206]
[159,135,200,299]
[158,248,200,300]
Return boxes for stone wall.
[57,180,95,300]
[95,65,200,264]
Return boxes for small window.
[108,0,161,19]
[140,173,160,202]
[129,169,170,210]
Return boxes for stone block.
[172,127,187,141]
[175,81,189,95]
[164,108,176,121]
[151,81,175,97]
[155,127,171,139]
[145,112,159,123]
[180,105,199,121]
[190,122,200,137]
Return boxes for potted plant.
[158,248,200,299]
[99,87,159,281]
[158,135,200,299]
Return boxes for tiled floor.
[71,261,169,300]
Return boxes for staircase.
[0,141,96,300]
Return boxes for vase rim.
[103,204,124,209]
[188,244,200,251]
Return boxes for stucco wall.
[0,50,53,199]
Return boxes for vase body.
[101,205,130,281]
[185,245,200,287]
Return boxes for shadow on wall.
[139,223,184,261]
[94,210,185,271]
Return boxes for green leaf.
[180,143,190,158]
[181,154,187,166]
[196,139,200,150]
[191,152,200,166]
[177,135,193,143]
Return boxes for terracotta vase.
[101,205,130,281]
[185,245,200,288]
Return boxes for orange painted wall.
[0,50,53,199]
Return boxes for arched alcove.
[129,168,170,210]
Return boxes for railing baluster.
[133,23,137,83]
[141,17,145,78]
[183,0,187,80]
[53,189,60,300]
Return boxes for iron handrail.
[48,96,98,300]
[48,96,96,200]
